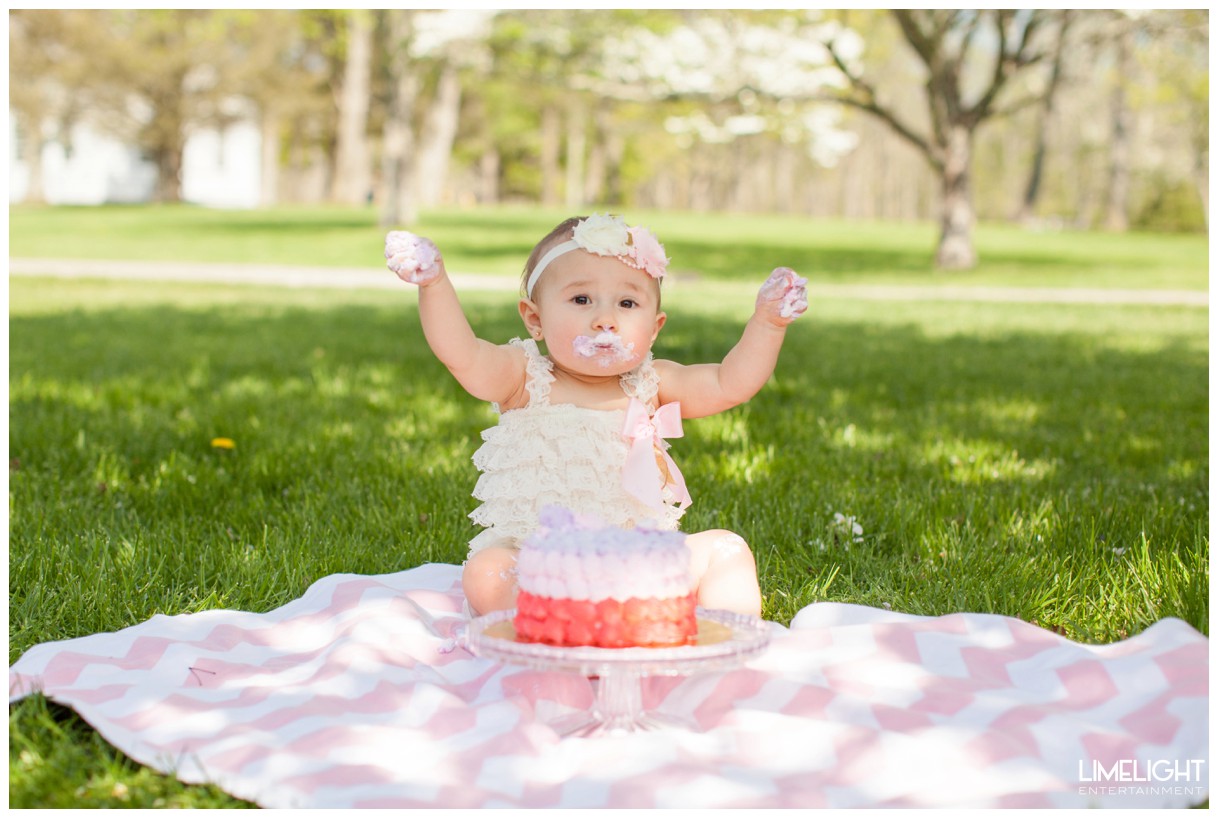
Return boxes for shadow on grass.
[8,297,1208,649]
[7,294,1209,810]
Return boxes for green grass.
[8,203,1210,290]
[7,208,1210,807]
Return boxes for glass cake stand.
[466,608,771,737]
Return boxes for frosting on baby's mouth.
[572,331,636,366]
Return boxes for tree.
[80,10,254,203]
[598,11,860,213]
[824,10,1066,269]
[377,9,495,225]
[8,11,95,203]
[1015,11,1073,224]
[221,11,328,207]
[484,11,618,207]
[1089,9,1208,232]
[379,10,422,226]
[332,10,373,205]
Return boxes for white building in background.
[180,118,262,209]
[9,112,263,209]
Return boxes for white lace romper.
[468,338,686,554]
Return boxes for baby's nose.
[593,312,617,331]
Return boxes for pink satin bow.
[621,398,692,511]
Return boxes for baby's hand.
[755,267,808,325]
[385,231,444,286]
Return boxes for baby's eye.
[572,295,591,305]
[619,299,637,309]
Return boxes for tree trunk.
[603,126,625,206]
[565,100,586,209]
[332,10,372,205]
[380,71,421,225]
[149,120,185,204]
[1192,152,1208,228]
[153,151,182,203]
[935,125,977,270]
[259,107,281,207]
[540,104,561,206]
[18,114,45,205]
[1017,12,1071,224]
[479,147,499,204]
[415,61,462,208]
[380,11,420,227]
[584,108,611,205]
[1103,27,1133,232]
[774,143,796,213]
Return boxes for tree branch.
[968,9,1052,123]
[818,91,939,169]
[987,92,1048,121]
[819,34,937,164]
[892,10,939,69]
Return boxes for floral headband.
[526,213,669,298]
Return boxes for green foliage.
[1132,176,1208,233]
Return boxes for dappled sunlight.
[1002,498,1059,545]
[8,275,1207,652]
[825,420,895,454]
[691,407,753,446]
[711,444,777,484]
[972,395,1042,427]
[216,374,276,399]
[922,437,1059,486]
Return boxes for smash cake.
[513,507,697,648]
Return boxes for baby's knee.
[702,529,754,559]
[710,530,753,560]
[461,547,519,616]
[685,529,762,617]
[686,529,756,574]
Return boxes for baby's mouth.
[572,332,636,366]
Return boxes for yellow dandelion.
[210,437,236,450]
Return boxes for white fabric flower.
[572,213,631,257]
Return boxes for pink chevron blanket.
[8,563,1208,808]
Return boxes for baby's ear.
[518,298,543,339]
[651,310,668,341]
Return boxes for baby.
[386,214,807,617]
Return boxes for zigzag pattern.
[9,563,1208,808]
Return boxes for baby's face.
[525,251,666,377]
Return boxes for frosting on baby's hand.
[756,267,808,323]
[385,231,443,285]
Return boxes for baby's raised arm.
[656,267,807,418]
[386,231,525,406]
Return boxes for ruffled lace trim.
[468,403,684,553]
[514,337,554,407]
[491,338,554,414]
[495,339,658,413]
[621,353,659,407]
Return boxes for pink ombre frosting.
[516,507,692,602]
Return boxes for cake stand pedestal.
[466,608,771,738]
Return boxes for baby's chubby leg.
[685,530,763,617]
[461,546,519,617]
